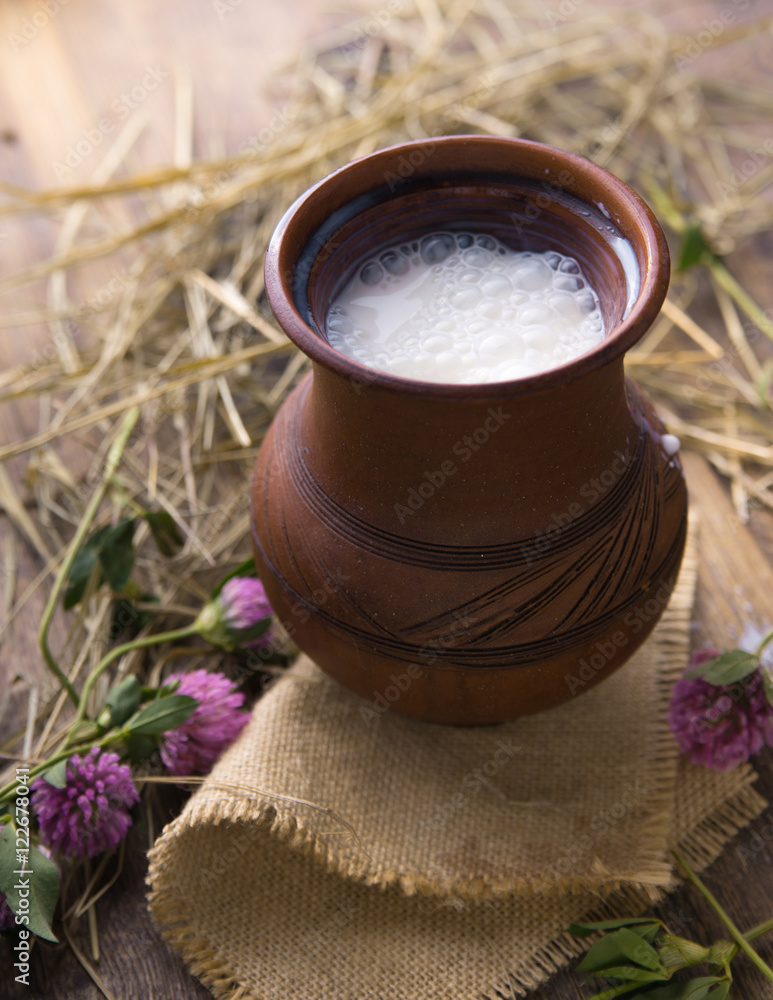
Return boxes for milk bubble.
[512,262,553,291]
[420,233,456,264]
[463,247,494,267]
[360,261,383,285]
[325,231,605,384]
[480,275,513,298]
[381,249,410,276]
[554,274,583,292]
[451,286,482,310]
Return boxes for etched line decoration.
[253,383,687,669]
[279,381,664,572]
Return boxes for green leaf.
[125,694,198,736]
[112,591,159,641]
[761,667,773,711]
[593,966,668,983]
[579,932,632,972]
[106,675,142,727]
[586,983,653,1000]
[126,733,157,765]
[579,928,665,974]
[144,510,185,558]
[639,977,728,999]
[40,759,69,789]
[68,720,102,744]
[63,519,137,609]
[63,525,111,609]
[685,650,760,685]
[677,223,711,272]
[98,518,136,592]
[231,615,272,649]
[659,934,712,971]
[0,830,59,942]
[706,939,735,970]
[211,557,257,599]
[570,918,663,938]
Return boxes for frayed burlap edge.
[146,773,766,1000]
[148,528,700,906]
[146,516,770,998]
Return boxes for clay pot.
[252,136,687,724]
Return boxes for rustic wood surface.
[1,1,772,998]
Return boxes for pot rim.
[265,135,670,400]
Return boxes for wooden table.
[1,1,772,997]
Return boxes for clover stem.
[747,919,773,943]
[672,849,773,982]
[66,624,200,742]
[0,730,125,807]
[752,625,773,660]
[38,407,140,707]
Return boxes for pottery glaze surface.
[252,136,687,724]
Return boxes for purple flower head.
[31,749,139,860]
[195,577,273,650]
[160,669,249,777]
[668,646,773,771]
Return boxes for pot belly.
[251,381,687,724]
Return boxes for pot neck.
[293,358,638,543]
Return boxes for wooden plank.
[682,451,773,649]
[0,1,772,997]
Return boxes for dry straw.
[0,0,772,978]
[3,0,773,812]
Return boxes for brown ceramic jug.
[252,136,687,724]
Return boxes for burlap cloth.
[147,529,767,999]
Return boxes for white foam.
[609,236,640,318]
[325,232,606,384]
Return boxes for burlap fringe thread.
[147,525,767,999]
